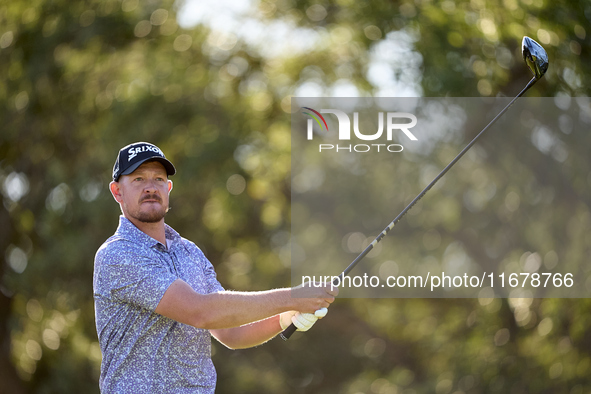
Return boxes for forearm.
[155,280,297,330]
[210,315,282,349]
[196,290,293,329]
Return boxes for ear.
[110,181,123,203]
[168,180,173,193]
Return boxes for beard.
[134,207,167,223]
[126,194,168,223]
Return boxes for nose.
[143,179,159,194]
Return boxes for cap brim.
[119,156,176,179]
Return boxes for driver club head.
[522,36,549,80]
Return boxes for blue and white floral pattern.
[94,216,224,393]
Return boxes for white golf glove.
[280,308,328,332]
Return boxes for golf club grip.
[280,323,297,340]
[280,276,342,341]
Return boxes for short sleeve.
[201,253,224,294]
[95,244,177,312]
[180,240,224,294]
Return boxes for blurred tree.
[0,0,589,392]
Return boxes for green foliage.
[0,0,590,392]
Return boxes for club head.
[522,36,548,80]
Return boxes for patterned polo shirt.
[93,216,224,393]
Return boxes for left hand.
[280,308,328,331]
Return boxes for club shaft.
[281,77,538,341]
[341,77,537,276]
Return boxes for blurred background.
[1,0,590,393]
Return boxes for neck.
[125,214,167,246]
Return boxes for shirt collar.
[115,216,181,249]
[164,223,182,248]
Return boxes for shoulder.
[94,235,150,266]
[177,237,205,256]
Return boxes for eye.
[134,177,143,182]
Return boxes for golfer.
[93,142,337,393]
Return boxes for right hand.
[290,281,338,313]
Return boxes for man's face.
[110,161,173,224]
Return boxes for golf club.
[281,36,549,340]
